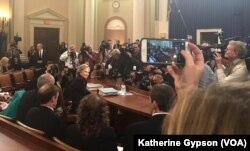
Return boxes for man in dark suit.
[34,43,48,68]
[16,74,55,123]
[25,83,66,140]
[123,84,176,151]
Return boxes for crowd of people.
[0,39,249,151]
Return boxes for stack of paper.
[87,83,103,90]
[98,88,118,96]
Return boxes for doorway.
[34,27,60,62]
[105,17,127,44]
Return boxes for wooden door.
[34,27,60,62]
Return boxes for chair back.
[0,74,14,92]
[24,69,34,81]
[12,71,25,89]
[16,120,45,136]
[53,137,80,151]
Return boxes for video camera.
[120,42,135,53]
[98,40,110,52]
[14,33,22,45]
[198,34,250,61]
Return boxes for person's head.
[10,42,17,49]
[133,43,140,54]
[77,94,109,137]
[38,83,59,109]
[152,74,164,84]
[86,45,93,53]
[37,74,55,88]
[107,39,113,49]
[111,49,121,60]
[13,57,19,64]
[36,43,43,51]
[29,46,35,52]
[77,64,90,79]
[45,61,53,71]
[224,40,247,60]
[163,83,250,134]
[0,57,9,66]
[150,84,176,113]
[69,44,76,52]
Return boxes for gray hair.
[111,49,120,56]
[37,74,55,88]
[229,40,247,59]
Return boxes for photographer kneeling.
[60,44,79,78]
[214,40,248,84]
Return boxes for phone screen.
[141,39,186,65]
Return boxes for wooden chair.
[16,120,45,136]
[53,137,80,151]
[23,69,34,82]
[0,114,15,122]
[0,74,15,92]
[11,71,26,90]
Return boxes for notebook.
[87,83,103,90]
[98,87,118,96]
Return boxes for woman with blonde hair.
[66,94,117,151]
[163,83,250,134]
[63,64,90,113]
[162,42,250,134]
[0,57,9,73]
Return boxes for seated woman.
[9,57,23,71]
[66,94,118,151]
[0,57,9,73]
[64,64,90,113]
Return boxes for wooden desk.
[0,117,75,151]
[88,78,153,117]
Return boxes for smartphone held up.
[141,38,189,65]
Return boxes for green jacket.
[1,89,26,119]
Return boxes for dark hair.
[77,94,109,137]
[150,84,176,111]
[38,83,59,104]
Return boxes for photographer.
[105,49,131,80]
[214,40,248,84]
[99,40,113,63]
[6,42,20,65]
[59,44,79,78]
[27,46,36,66]
[80,45,98,73]
[126,43,143,70]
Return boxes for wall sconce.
[0,16,9,32]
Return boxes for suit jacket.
[123,114,167,151]
[66,124,118,151]
[34,49,48,68]
[64,76,90,113]
[16,89,39,123]
[26,106,66,140]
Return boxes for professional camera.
[58,42,68,54]
[69,51,77,59]
[120,42,135,53]
[108,68,119,80]
[14,33,22,45]
[80,42,90,53]
[98,40,109,52]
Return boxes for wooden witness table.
[88,78,154,117]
